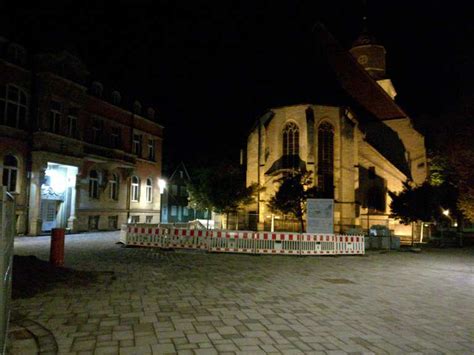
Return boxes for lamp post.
[158,178,167,223]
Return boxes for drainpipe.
[257,119,261,228]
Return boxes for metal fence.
[0,187,15,354]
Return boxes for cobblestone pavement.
[10,232,474,354]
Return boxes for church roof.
[314,22,407,122]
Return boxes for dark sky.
[2,1,474,169]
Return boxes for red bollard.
[50,228,65,266]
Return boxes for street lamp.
[158,178,167,223]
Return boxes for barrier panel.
[168,228,209,250]
[208,230,255,253]
[254,232,300,255]
[126,225,168,247]
[300,234,335,255]
[120,225,365,256]
[335,235,365,255]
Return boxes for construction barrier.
[300,233,336,255]
[334,235,365,255]
[208,230,255,253]
[254,232,300,255]
[121,225,364,256]
[168,228,209,250]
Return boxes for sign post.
[307,198,334,234]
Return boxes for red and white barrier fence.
[208,230,255,253]
[121,225,364,256]
[300,234,336,255]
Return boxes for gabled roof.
[168,161,191,181]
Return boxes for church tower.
[349,17,397,99]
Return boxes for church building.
[246,24,427,237]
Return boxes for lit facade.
[0,38,163,235]
[246,27,428,236]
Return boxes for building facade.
[0,38,163,235]
[246,26,428,236]
[160,162,208,224]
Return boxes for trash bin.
[50,228,65,266]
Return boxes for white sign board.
[306,198,334,234]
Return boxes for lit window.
[133,134,142,156]
[2,154,18,192]
[171,205,177,216]
[0,85,28,128]
[131,176,140,201]
[183,207,189,217]
[282,122,299,169]
[147,139,155,161]
[109,173,119,200]
[318,122,334,198]
[89,170,99,199]
[146,178,153,203]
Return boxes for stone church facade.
[0,38,163,235]
[246,25,427,236]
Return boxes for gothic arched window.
[282,122,299,169]
[318,122,334,198]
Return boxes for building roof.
[313,23,408,122]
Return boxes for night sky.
[2,1,474,170]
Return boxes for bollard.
[50,228,65,266]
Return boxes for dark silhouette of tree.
[267,171,318,232]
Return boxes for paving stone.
[10,232,474,355]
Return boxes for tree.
[187,161,261,228]
[267,171,318,232]
[389,182,447,225]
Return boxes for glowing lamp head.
[158,178,166,194]
[442,209,450,216]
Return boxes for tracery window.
[318,122,334,198]
[282,122,299,169]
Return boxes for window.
[111,127,121,149]
[179,170,184,178]
[89,170,99,199]
[49,100,62,133]
[108,216,118,229]
[146,215,153,223]
[183,207,189,217]
[171,205,177,216]
[109,174,119,200]
[180,186,187,197]
[171,184,178,196]
[88,216,100,230]
[318,122,334,198]
[131,176,140,201]
[2,154,18,192]
[68,115,77,138]
[0,85,28,128]
[282,122,299,169]
[130,215,140,223]
[147,139,155,160]
[92,118,103,144]
[91,82,103,97]
[133,134,142,156]
[146,178,153,203]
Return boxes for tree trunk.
[299,217,305,233]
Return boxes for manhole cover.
[323,278,355,284]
